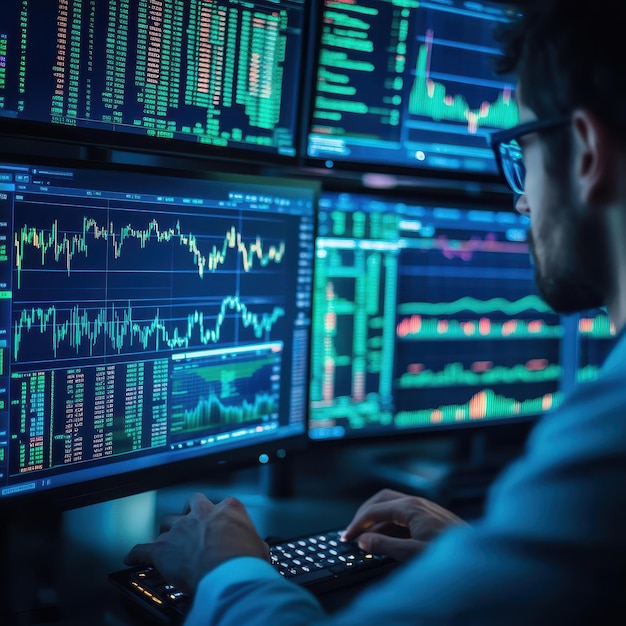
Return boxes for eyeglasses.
[487,116,571,195]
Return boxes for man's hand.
[341,489,468,562]
[124,492,270,595]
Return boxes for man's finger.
[343,500,413,541]
[348,489,407,524]
[183,491,214,515]
[357,532,425,563]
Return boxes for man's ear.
[572,109,616,207]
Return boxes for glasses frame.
[487,115,571,194]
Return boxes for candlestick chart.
[13,197,290,365]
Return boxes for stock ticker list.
[0,0,305,155]
[1,190,10,481]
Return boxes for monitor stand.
[260,455,296,499]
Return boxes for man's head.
[489,0,626,316]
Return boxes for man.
[124,1,626,622]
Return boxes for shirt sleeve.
[184,557,326,626]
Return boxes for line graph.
[409,28,518,133]
[13,295,285,361]
[170,348,281,438]
[14,216,286,288]
[408,233,528,261]
[397,295,554,317]
[173,391,277,434]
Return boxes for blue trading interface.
[307,0,519,175]
[309,191,568,440]
[0,161,316,499]
[0,0,307,159]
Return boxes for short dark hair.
[492,0,626,137]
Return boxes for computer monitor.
[0,0,309,163]
[305,0,519,178]
[0,155,317,511]
[309,189,565,442]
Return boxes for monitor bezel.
[0,118,302,170]
[0,146,319,514]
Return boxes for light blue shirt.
[185,330,626,625]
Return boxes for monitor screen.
[305,0,519,178]
[0,158,317,507]
[0,0,308,162]
[309,190,565,441]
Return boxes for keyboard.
[109,528,397,625]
